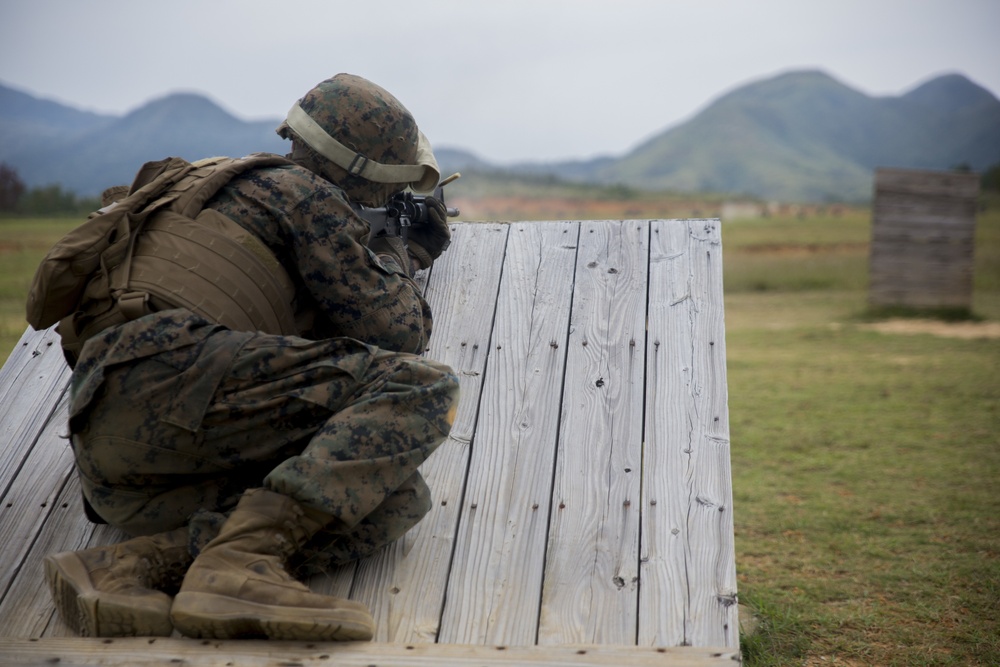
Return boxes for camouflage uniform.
[41,74,457,641]
[69,161,459,574]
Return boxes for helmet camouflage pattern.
[278,74,428,206]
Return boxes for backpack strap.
[45,154,302,365]
[26,157,196,332]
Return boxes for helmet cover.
[278,74,439,205]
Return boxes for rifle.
[354,173,461,245]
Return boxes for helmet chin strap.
[283,104,440,193]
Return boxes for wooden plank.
[538,220,648,645]
[439,221,579,645]
[0,472,101,637]
[0,326,71,499]
[0,637,741,667]
[345,222,510,642]
[0,326,57,401]
[0,389,75,611]
[869,167,979,310]
[871,231,976,248]
[640,220,737,648]
[874,167,981,198]
[0,328,124,637]
[873,204,979,226]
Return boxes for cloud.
[2,0,998,163]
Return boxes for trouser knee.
[385,354,460,437]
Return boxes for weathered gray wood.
[0,327,75,619]
[0,637,741,667]
[873,167,981,198]
[344,222,510,643]
[0,220,739,664]
[640,219,737,648]
[869,167,980,309]
[439,221,579,645]
[0,326,60,400]
[0,326,71,499]
[1,473,96,637]
[539,220,648,645]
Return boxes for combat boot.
[44,527,191,636]
[170,487,375,641]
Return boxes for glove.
[406,196,451,270]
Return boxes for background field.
[1,197,997,665]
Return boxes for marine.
[33,74,460,641]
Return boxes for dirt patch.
[860,318,1000,339]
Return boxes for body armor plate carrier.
[27,154,299,366]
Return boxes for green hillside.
[594,71,1000,202]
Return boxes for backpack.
[26,153,300,365]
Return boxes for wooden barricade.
[0,220,740,666]
[869,167,980,310]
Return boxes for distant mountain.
[506,70,1000,202]
[0,85,115,159]
[0,83,286,196]
[2,70,998,201]
[434,147,491,173]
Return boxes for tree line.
[0,163,100,216]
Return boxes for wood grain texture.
[539,220,648,645]
[869,168,979,309]
[2,474,97,637]
[0,326,74,625]
[0,637,741,667]
[640,220,737,648]
[0,326,71,496]
[874,167,980,198]
[439,221,579,646]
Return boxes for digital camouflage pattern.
[207,162,431,350]
[277,73,420,207]
[71,309,458,573]
[67,153,459,574]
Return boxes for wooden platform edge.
[0,637,741,667]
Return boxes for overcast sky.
[2,0,998,164]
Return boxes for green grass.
[723,204,999,665]
[722,209,872,294]
[0,216,80,365]
[1,204,998,665]
[727,296,998,665]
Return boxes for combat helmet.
[277,73,439,206]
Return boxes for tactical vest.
[26,154,300,366]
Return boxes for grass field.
[1,202,997,665]
[721,206,999,666]
[0,217,81,365]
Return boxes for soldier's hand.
[407,197,451,269]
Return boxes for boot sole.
[43,552,174,637]
[171,591,375,641]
